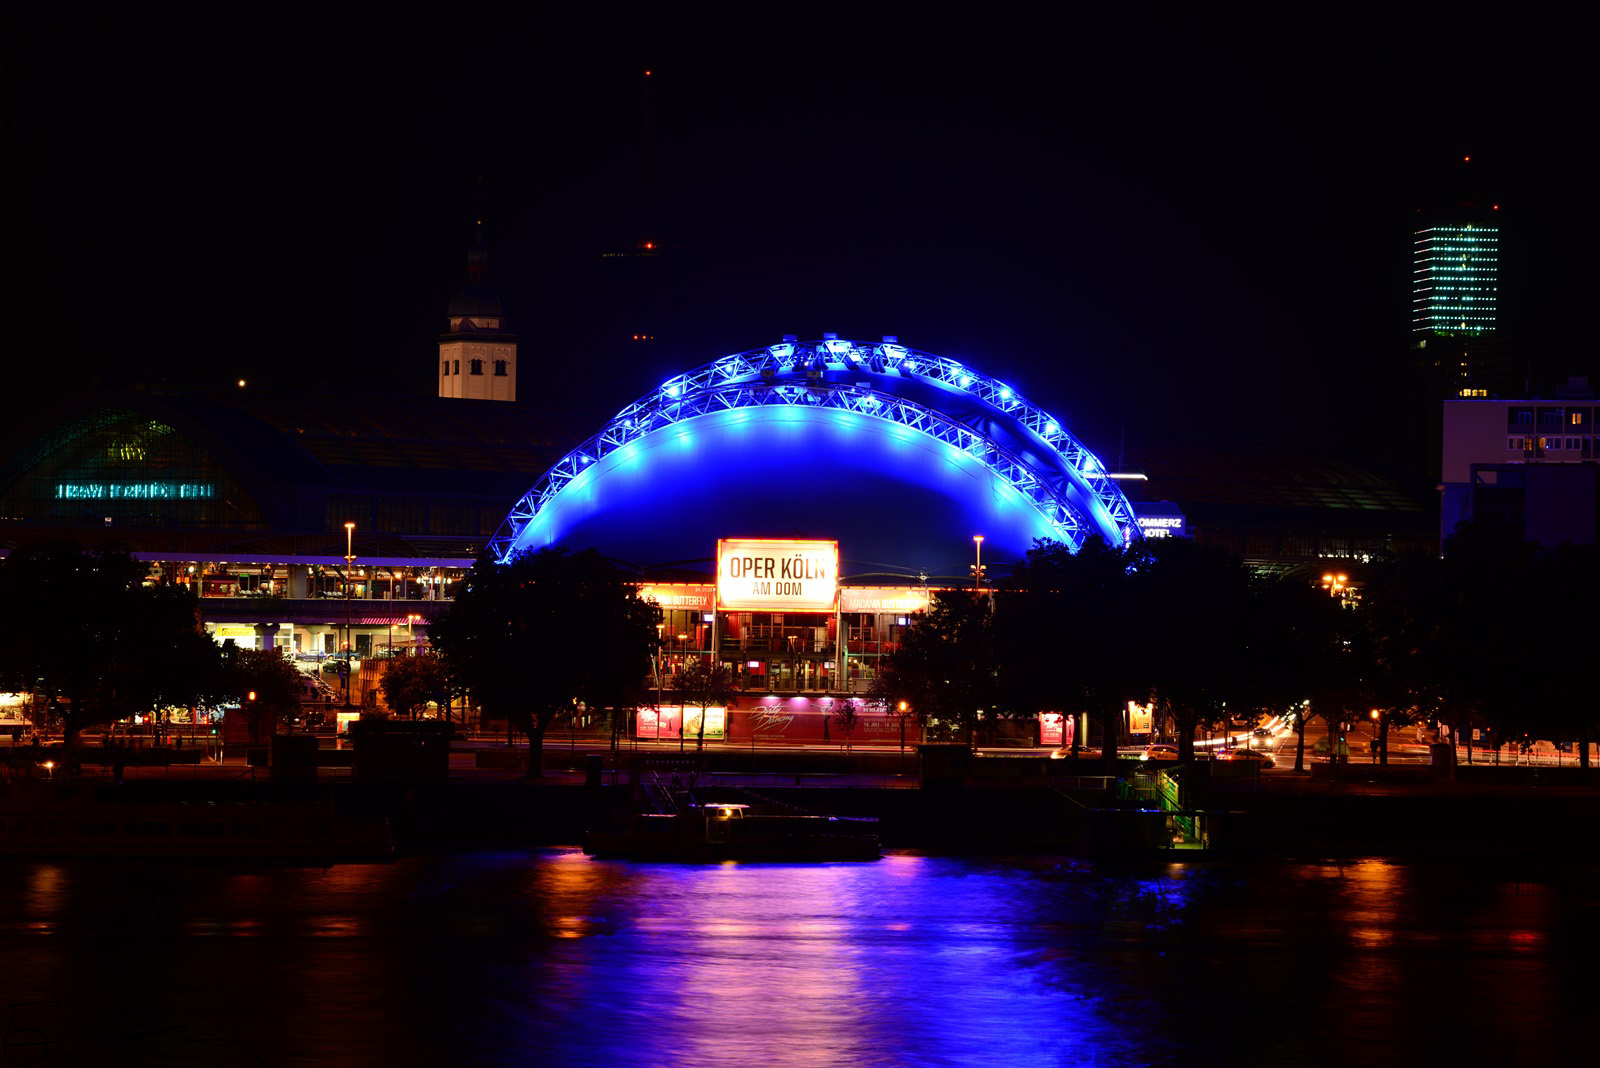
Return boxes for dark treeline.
[874,520,1600,771]
[0,544,303,745]
[5,529,1594,775]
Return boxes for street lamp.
[654,621,665,710]
[674,633,689,746]
[343,521,355,707]
[971,534,985,592]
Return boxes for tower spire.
[439,222,517,402]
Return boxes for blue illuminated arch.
[490,338,1139,565]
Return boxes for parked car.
[1215,747,1275,768]
[1139,744,1180,762]
[323,654,360,674]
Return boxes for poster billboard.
[717,539,838,612]
[1039,712,1064,746]
[1128,701,1153,733]
[838,587,930,614]
[638,584,717,612]
[681,706,726,741]
[636,706,685,740]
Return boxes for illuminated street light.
[344,521,356,707]
[675,633,689,753]
[972,534,985,592]
[653,623,666,741]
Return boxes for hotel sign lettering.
[717,538,839,612]
[1135,515,1185,538]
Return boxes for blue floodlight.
[490,338,1140,564]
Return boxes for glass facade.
[1413,224,1498,336]
[0,410,264,529]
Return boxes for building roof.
[1127,446,1431,523]
[0,387,611,560]
[1118,444,1437,572]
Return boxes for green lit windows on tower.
[1413,224,1498,336]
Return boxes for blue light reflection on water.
[1,851,1593,1067]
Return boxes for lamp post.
[898,699,910,766]
[675,633,688,749]
[971,535,985,592]
[343,521,355,707]
[654,623,665,743]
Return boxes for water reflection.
[0,852,1592,1066]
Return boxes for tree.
[379,650,450,719]
[876,589,1001,748]
[830,697,861,752]
[998,537,1139,772]
[672,658,735,752]
[220,645,304,744]
[1128,536,1260,766]
[1255,570,1356,772]
[429,548,659,777]
[1528,544,1600,767]
[0,544,222,745]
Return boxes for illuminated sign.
[636,703,688,738]
[682,706,726,741]
[839,587,930,614]
[717,539,838,612]
[1039,712,1064,746]
[55,482,214,500]
[638,584,717,611]
[1127,700,1153,733]
[636,706,699,740]
[1134,515,1186,538]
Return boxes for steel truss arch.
[490,338,1140,562]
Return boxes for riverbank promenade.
[9,733,1599,859]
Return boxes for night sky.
[5,10,1586,474]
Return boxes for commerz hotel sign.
[717,538,838,612]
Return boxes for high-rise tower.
[1412,159,1508,400]
[439,225,517,402]
[1413,222,1498,341]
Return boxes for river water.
[1,850,1592,1067]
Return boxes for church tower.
[439,224,516,401]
